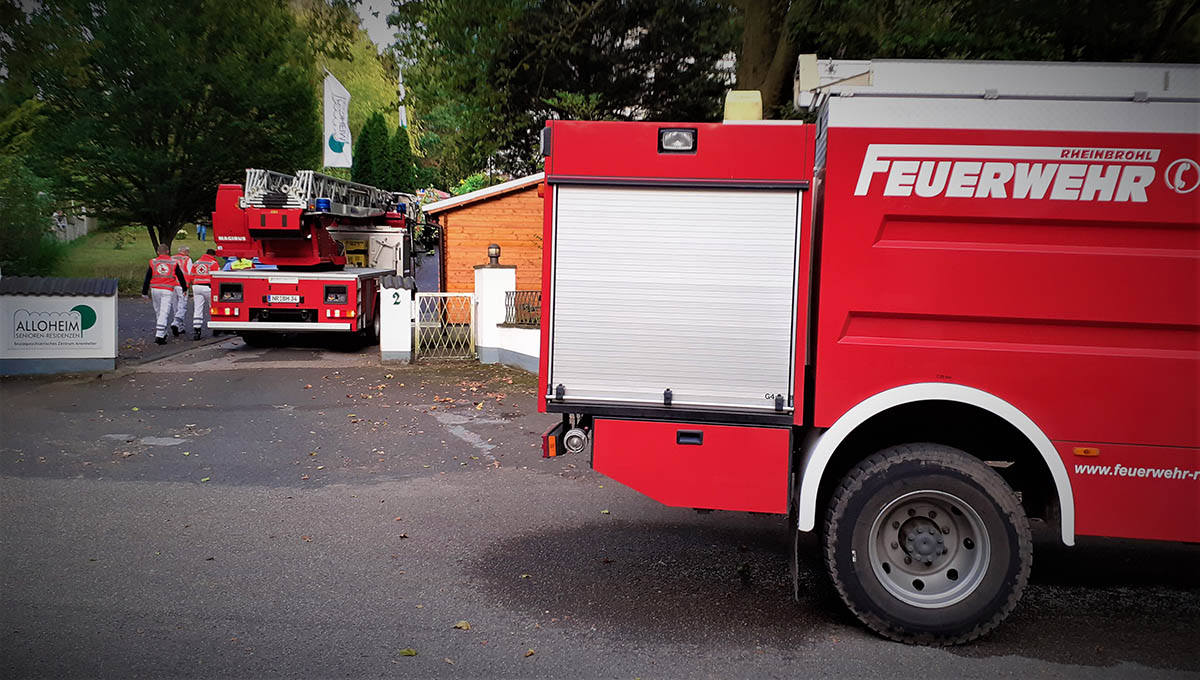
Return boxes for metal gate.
[414,292,475,360]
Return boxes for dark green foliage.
[3,0,320,251]
[786,0,1199,62]
[744,0,1200,117]
[0,156,65,276]
[380,126,417,193]
[393,0,738,182]
[352,111,389,188]
[451,173,496,196]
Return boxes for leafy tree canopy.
[380,124,417,194]
[392,0,738,183]
[0,155,64,276]
[736,0,1200,117]
[352,110,389,187]
[2,0,321,250]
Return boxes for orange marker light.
[1073,447,1101,457]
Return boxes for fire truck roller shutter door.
[548,185,801,412]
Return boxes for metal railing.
[241,168,393,217]
[504,290,541,328]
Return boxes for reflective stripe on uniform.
[149,256,177,290]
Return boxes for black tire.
[351,302,381,348]
[367,302,381,345]
[823,443,1031,645]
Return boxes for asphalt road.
[1,338,1197,679]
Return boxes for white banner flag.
[323,72,352,167]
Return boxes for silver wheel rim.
[867,489,991,609]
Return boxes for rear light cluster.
[212,307,239,317]
[326,309,356,318]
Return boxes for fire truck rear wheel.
[822,443,1031,645]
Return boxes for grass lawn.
[54,225,203,295]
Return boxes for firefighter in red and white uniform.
[170,245,193,335]
[141,243,189,344]
[190,248,219,340]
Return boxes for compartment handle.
[676,430,703,446]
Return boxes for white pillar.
[474,263,516,365]
[379,280,413,363]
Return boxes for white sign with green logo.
[1,295,116,359]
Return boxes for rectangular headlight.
[658,127,697,154]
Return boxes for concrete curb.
[121,334,228,367]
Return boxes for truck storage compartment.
[547,185,801,413]
[592,418,790,513]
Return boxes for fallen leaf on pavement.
[524,649,535,658]
[301,535,312,542]
[398,533,409,539]
[300,474,310,480]
[398,648,418,657]
[444,658,454,665]
[183,452,190,456]
[316,465,325,470]
[520,573,531,579]
[394,517,403,521]
[600,510,610,515]
[452,620,471,630]
[200,477,210,482]
[131,407,139,412]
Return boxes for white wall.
[474,265,539,374]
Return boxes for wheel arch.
[797,382,1075,546]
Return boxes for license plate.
[268,294,300,304]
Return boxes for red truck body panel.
[208,269,381,332]
[816,126,1199,541]
[213,184,256,259]
[592,418,791,514]
[539,70,1199,546]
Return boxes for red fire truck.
[538,57,1199,643]
[208,169,415,345]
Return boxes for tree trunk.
[733,0,800,117]
[146,224,161,252]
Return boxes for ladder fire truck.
[539,57,1199,643]
[208,169,415,344]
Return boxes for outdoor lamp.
[488,243,501,265]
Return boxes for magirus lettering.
[855,144,1161,202]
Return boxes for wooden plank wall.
[440,185,543,294]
